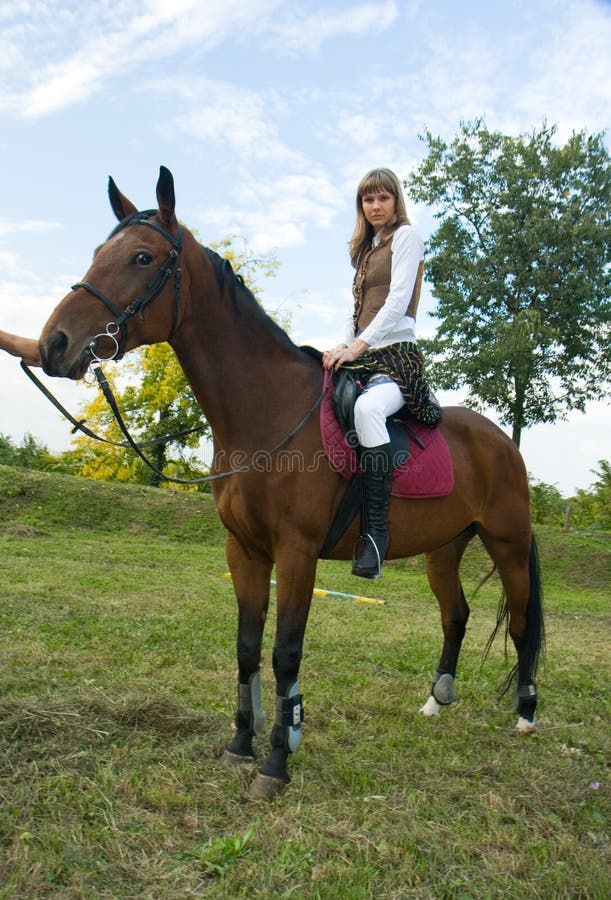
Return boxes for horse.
[34,166,543,800]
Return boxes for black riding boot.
[352,443,393,579]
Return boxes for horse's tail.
[519,534,545,680]
[484,534,545,696]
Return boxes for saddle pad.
[320,370,454,498]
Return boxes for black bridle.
[23,211,330,485]
[73,211,184,363]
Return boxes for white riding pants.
[353,379,404,448]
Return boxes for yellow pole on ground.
[220,574,385,606]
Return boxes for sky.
[0,0,609,496]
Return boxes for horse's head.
[40,166,183,379]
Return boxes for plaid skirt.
[345,342,442,427]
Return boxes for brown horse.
[34,167,543,800]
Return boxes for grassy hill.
[0,465,609,897]
[0,464,223,541]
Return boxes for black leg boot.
[352,443,393,579]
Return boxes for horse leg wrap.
[515,682,537,721]
[274,681,304,753]
[237,669,265,735]
[432,670,456,706]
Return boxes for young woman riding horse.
[323,167,440,579]
[21,167,543,800]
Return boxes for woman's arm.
[0,330,42,367]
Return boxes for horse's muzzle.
[41,330,90,380]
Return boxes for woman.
[322,167,440,579]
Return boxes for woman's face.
[361,188,396,233]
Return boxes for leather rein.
[22,212,329,486]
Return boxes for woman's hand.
[322,339,369,371]
[0,330,42,367]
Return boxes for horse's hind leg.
[221,534,273,766]
[420,528,475,716]
[478,529,544,732]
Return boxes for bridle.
[23,211,330,485]
[73,210,184,364]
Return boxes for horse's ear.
[156,166,176,228]
[108,177,138,222]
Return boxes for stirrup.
[352,532,384,579]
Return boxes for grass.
[0,464,609,898]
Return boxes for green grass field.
[0,465,609,898]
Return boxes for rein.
[20,360,205,451]
[92,364,330,485]
[21,360,330,485]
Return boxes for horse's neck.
[171,260,320,450]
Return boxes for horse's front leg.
[250,548,317,801]
[221,534,272,766]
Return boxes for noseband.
[72,211,183,363]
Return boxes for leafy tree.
[406,121,611,446]
[0,432,63,473]
[529,476,566,527]
[70,237,280,486]
[570,460,611,530]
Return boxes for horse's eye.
[135,252,153,266]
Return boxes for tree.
[0,432,65,473]
[570,460,611,530]
[528,476,566,527]
[70,236,280,486]
[406,121,611,446]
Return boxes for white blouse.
[344,223,424,349]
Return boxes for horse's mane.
[201,244,298,351]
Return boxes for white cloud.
[199,171,346,253]
[165,79,304,165]
[327,0,611,162]
[0,219,62,239]
[335,113,380,146]
[512,0,611,139]
[1,0,284,119]
[269,0,398,53]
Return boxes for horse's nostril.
[41,330,69,374]
[49,330,68,357]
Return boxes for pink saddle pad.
[320,371,454,498]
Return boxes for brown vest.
[353,236,424,333]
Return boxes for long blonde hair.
[349,167,410,268]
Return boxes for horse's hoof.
[516,716,538,734]
[220,750,255,767]
[248,773,289,801]
[419,695,441,717]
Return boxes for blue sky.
[0,0,609,495]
